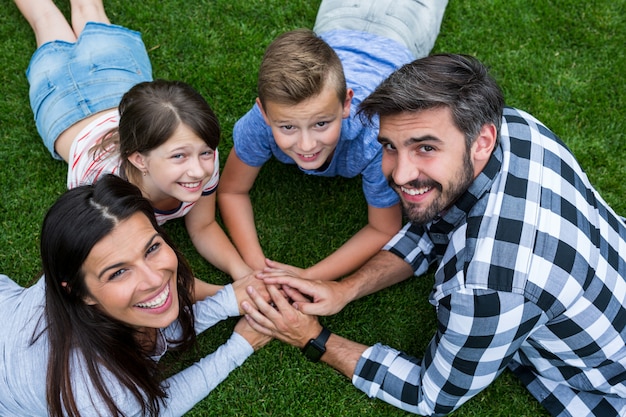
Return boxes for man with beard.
[241,54,626,417]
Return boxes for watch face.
[303,341,326,362]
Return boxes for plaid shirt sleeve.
[383,222,438,276]
[352,289,546,415]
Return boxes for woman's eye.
[108,269,127,281]
[147,242,161,255]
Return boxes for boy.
[219,0,447,280]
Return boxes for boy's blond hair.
[257,29,347,107]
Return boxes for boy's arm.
[185,192,253,280]
[300,203,402,281]
[218,149,266,271]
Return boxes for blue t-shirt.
[233,30,414,208]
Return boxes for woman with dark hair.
[15,0,253,288]
[0,175,270,417]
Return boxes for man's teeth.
[136,285,169,309]
[401,186,431,196]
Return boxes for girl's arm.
[185,192,253,280]
[217,149,267,271]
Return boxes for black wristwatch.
[301,327,331,362]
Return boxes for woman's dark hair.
[96,79,221,184]
[358,53,505,148]
[39,174,196,417]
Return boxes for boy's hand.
[260,258,309,279]
[258,275,349,316]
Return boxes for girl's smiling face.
[129,123,216,207]
[80,212,180,330]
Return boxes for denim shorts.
[313,0,448,59]
[26,22,153,159]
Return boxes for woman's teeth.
[135,284,169,309]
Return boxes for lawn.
[0,0,624,416]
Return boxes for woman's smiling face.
[80,212,180,330]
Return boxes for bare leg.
[14,0,76,47]
[69,0,110,37]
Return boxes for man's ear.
[256,97,271,126]
[127,151,147,172]
[472,123,497,164]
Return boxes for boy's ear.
[342,88,354,118]
[256,97,271,125]
[127,151,147,171]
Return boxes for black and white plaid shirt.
[352,107,626,417]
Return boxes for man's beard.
[390,151,475,225]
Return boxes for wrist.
[336,279,357,309]
[301,326,331,362]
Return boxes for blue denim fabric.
[26,22,153,159]
[313,0,448,59]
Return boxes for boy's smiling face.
[258,84,353,170]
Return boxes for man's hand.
[256,275,349,316]
[242,284,323,348]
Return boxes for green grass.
[1,0,624,415]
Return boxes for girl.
[16,0,252,287]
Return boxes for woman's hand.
[231,272,270,315]
[233,316,272,351]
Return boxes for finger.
[266,284,296,312]
[281,284,310,303]
[263,276,318,298]
[243,314,275,337]
[292,299,334,316]
[258,269,289,278]
[265,258,283,269]
[265,258,302,274]
[245,285,276,314]
[241,298,278,331]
